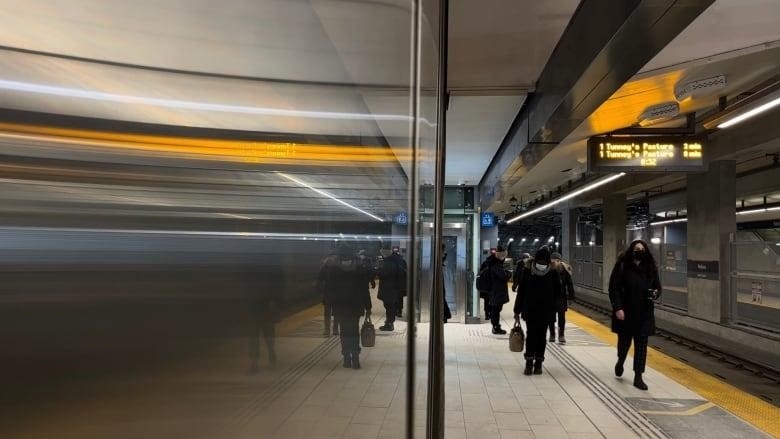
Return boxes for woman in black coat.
[321,245,373,369]
[513,246,562,375]
[608,239,661,390]
[488,246,512,334]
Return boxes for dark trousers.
[383,300,398,324]
[548,310,566,336]
[249,318,276,365]
[323,302,338,333]
[338,315,361,354]
[617,333,649,374]
[483,297,491,320]
[490,303,504,327]
[397,296,404,317]
[524,321,548,362]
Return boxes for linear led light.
[506,173,626,224]
[650,218,687,226]
[277,172,383,222]
[0,79,429,124]
[717,96,780,129]
[736,206,780,215]
[674,75,726,101]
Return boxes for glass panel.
[0,2,438,438]
[731,240,780,331]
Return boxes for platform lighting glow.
[576,241,582,246]
[278,172,383,222]
[507,173,626,223]
[521,238,526,242]
[0,79,433,125]
[533,238,539,242]
[736,206,780,215]
[589,241,595,246]
[650,237,662,244]
[718,97,780,129]
[650,218,688,226]
[508,238,514,242]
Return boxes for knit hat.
[534,246,551,264]
[551,252,562,260]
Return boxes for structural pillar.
[602,193,627,294]
[686,160,736,323]
[560,205,577,262]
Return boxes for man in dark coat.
[608,239,661,390]
[513,246,562,375]
[320,244,373,369]
[487,246,512,334]
[378,246,406,331]
[548,252,575,344]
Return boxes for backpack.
[476,265,492,292]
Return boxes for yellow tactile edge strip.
[567,309,780,438]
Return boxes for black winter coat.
[555,262,576,312]
[488,257,512,305]
[608,261,661,336]
[513,264,562,324]
[378,253,407,302]
[319,258,372,318]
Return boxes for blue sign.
[481,212,495,227]
[395,212,409,225]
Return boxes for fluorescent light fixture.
[0,79,430,125]
[506,173,626,224]
[589,241,595,246]
[650,218,687,226]
[576,241,581,246]
[736,206,780,215]
[533,238,539,242]
[650,237,661,244]
[508,238,514,242]
[674,75,726,101]
[520,238,526,242]
[718,96,780,129]
[278,172,383,222]
[638,102,680,127]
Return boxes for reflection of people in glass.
[487,246,512,334]
[442,244,452,323]
[320,245,372,369]
[548,252,575,344]
[317,252,339,337]
[378,247,406,331]
[248,294,277,374]
[608,239,661,390]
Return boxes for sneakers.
[492,326,507,335]
[379,323,394,331]
[558,334,566,344]
[614,362,624,377]
[633,374,648,390]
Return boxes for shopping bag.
[509,317,525,352]
[361,314,376,347]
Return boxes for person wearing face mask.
[321,244,373,369]
[513,246,562,375]
[608,239,661,390]
[378,246,407,331]
[487,245,512,334]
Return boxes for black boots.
[533,359,543,375]
[343,352,361,369]
[524,360,533,375]
[633,373,648,390]
[615,361,624,377]
[492,326,507,335]
[379,323,394,331]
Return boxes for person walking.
[608,239,661,390]
[320,245,373,369]
[487,246,512,335]
[317,253,339,337]
[378,246,406,331]
[548,252,575,344]
[513,246,562,375]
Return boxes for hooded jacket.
[513,249,562,323]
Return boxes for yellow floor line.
[567,309,780,437]
[276,304,322,336]
[641,401,715,416]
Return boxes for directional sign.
[588,135,706,172]
[481,212,496,227]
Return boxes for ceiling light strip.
[718,96,780,129]
[277,172,383,222]
[0,79,432,124]
[506,173,626,224]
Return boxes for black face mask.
[632,250,646,261]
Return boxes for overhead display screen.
[587,135,706,172]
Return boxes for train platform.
[226,294,777,439]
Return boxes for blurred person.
[477,248,501,321]
[608,239,661,390]
[548,252,575,344]
[317,252,339,337]
[511,252,531,294]
[247,292,278,373]
[378,246,407,331]
[320,244,373,369]
[513,246,562,375]
[486,245,512,334]
[442,243,452,323]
